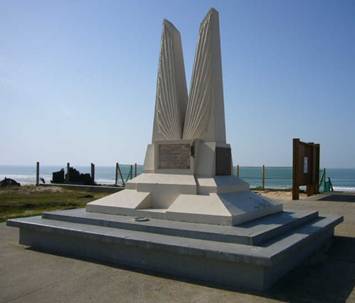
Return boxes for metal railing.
[34,163,352,191]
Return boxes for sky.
[1,0,354,168]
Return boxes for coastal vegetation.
[0,185,309,223]
[0,185,109,222]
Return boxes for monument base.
[86,173,283,225]
[7,208,343,291]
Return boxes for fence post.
[262,165,265,190]
[314,144,320,194]
[134,163,137,177]
[66,162,70,183]
[115,163,119,185]
[116,162,125,186]
[125,165,133,183]
[237,164,240,177]
[36,161,40,186]
[292,138,300,200]
[91,163,95,183]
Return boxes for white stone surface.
[218,191,283,225]
[183,8,226,143]
[143,144,155,173]
[126,173,197,209]
[166,191,282,225]
[197,175,249,194]
[152,20,188,142]
[87,190,152,215]
[127,173,196,187]
[193,140,216,177]
[86,172,282,225]
[152,9,225,144]
[144,9,228,176]
[166,194,231,225]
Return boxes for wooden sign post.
[292,138,320,200]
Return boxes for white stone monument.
[87,8,282,225]
[8,8,343,291]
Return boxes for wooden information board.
[292,138,320,200]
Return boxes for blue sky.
[1,0,354,168]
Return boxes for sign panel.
[292,138,320,200]
[158,144,190,169]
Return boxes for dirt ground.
[255,189,308,201]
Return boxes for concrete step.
[261,214,341,248]
[241,209,319,245]
[6,213,343,291]
[42,208,319,245]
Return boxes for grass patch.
[0,185,109,222]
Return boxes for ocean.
[1,165,355,192]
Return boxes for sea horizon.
[1,164,355,192]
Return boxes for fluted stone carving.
[151,8,226,144]
[152,20,188,142]
[183,8,226,143]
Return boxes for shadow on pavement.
[319,194,355,203]
[265,235,355,303]
[25,235,355,303]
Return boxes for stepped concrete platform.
[7,208,343,291]
[87,174,282,225]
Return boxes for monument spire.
[183,8,226,143]
[152,19,188,142]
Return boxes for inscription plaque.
[215,147,232,175]
[158,144,190,169]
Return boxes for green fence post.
[36,161,40,186]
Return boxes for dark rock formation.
[0,177,21,187]
[51,169,65,184]
[51,167,95,185]
[66,167,95,185]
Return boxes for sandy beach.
[256,189,308,201]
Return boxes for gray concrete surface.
[7,210,341,291]
[1,198,355,303]
[41,208,320,245]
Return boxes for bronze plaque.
[158,144,190,169]
[215,147,232,175]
